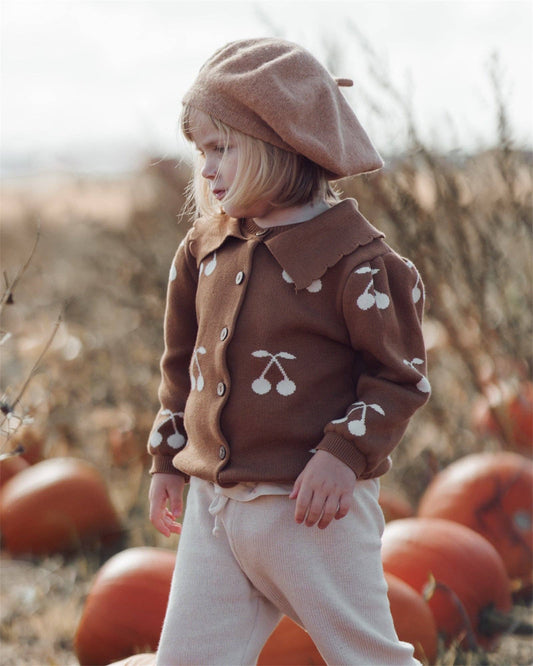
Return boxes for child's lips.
[212,189,226,200]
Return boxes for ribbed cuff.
[149,454,187,478]
[317,433,367,478]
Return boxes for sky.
[1,0,532,176]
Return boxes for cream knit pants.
[156,476,420,666]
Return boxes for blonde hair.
[181,104,340,220]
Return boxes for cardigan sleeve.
[318,251,430,479]
[148,233,198,475]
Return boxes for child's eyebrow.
[193,136,225,152]
[196,140,218,151]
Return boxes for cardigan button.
[217,382,226,396]
[219,446,226,460]
[220,327,229,341]
[235,271,245,285]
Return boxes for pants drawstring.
[208,486,229,536]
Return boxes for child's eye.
[215,145,228,154]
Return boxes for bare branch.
[0,311,62,430]
[0,225,41,315]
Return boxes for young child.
[148,37,430,666]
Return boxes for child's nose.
[201,157,217,180]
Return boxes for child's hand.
[149,473,185,537]
[289,450,356,529]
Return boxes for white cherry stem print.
[149,410,185,450]
[411,272,422,304]
[251,350,296,396]
[191,346,206,391]
[355,266,390,310]
[402,258,422,303]
[332,400,385,436]
[403,358,431,393]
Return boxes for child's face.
[189,109,272,220]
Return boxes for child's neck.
[253,199,330,229]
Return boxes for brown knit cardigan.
[148,199,430,485]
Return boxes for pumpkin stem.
[424,577,478,650]
[479,604,533,637]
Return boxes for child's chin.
[221,204,247,218]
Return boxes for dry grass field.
[1,135,532,664]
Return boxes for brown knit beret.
[183,38,383,180]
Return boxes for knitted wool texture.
[182,37,384,179]
[156,477,420,666]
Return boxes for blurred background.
[1,2,532,664]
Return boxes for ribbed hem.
[317,433,367,478]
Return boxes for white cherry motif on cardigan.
[251,350,296,396]
[332,401,385,436]
[150,409,185,449]
[199,252,217,277]
[169,239,186,283]
[191,346,207,391]
[402,258,423,304]
[282,270,322,293]
[403,358,431,393]
[354,266,390,311]
[169,262,177,283]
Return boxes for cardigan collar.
[189,199,384,290]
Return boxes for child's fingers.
[335,493,353,520]
[293,486,313,523]
[149,490,166,528]
[169,495,183,519]
[163,508,182,534]
[151,515,169,537]
[150,508,170,537]
[304,492,327,526]
[148,473,185,536]
[317,494,339,529]
[153,509,181,538]
[149,492,174,536]
[289,475,301,500]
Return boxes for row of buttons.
[216,270,246,465]
[216,271,244,398]
[218,328,229,397]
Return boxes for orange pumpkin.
[0,457,120,555]
[75,547,175,666]
[379,486,414,522]
[258,617,325,665]
[417,452,533,592]
[385,572,438,663]
[381,518,512,649]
